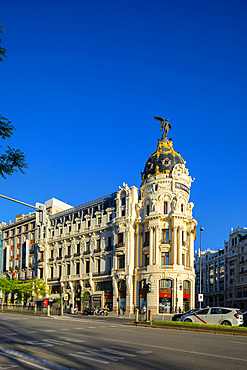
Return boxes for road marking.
[6,333,18,336]
[110,346,151,354]
[101,348,136,357]
[0,352,50,369]
[228,340,247,345]
[26,340,53,347]
[85,350,123,361]
[42,330,55,332]
[42,339,68,346]
[70,352,109,364]
[88,326,96,329]
[60,328,70,331]
[57,337,84,343]
[100,337,247,363]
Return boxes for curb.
[131,321,247,336]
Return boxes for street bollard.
[148,309,152,322]
[47,305,50,317]
[135,309,139,323]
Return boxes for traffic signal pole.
[0,193,37,210]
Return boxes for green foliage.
[0,277,48,302]
[82,290,90,302]
[0,24,7,63]
[0,25,28,178]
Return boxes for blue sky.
[1,0,246,251]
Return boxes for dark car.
[172,308,199,321]
[242,311,247,326]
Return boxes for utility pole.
[199,226,204,309]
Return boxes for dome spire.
[154,116,172,142]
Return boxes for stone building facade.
[195,226,247,310]
[1,118,197,314]
[37,118,197,314]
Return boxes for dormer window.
[121,197,126,206]
[181,204,184,213]
[146,204,150,216]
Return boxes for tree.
[0,25,28,178]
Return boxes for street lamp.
[199,226,204,309]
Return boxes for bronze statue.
[154,116,171,140]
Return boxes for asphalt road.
[0,313,247,369]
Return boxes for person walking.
[122,305,126,315]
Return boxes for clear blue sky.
[1,0,247,252]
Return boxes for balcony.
[116,243,125,248]
[84,250,90,255]
[64,254,71,259]
[92,270,111,277]
[74,252,80,257]
[161,239,171,245]
[105,246,113,251]
[47,277,60,282]
[94,249,101,254]
[56,256,62,261]
[49,258,54,262]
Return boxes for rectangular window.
[78,223,81,231]
[161,252,169,265]
[59,265,62,277]
[121,197,126,206]
[144,254,149,266]
[67,264,70,275]
[108,237,112,248]
[98,217,101,224]
[144,231,150,246]
[97,239,101,251]
[164,202,168,214]
[97,259,100,273]
[86,260,90,273]
[118,233,124,246]
[161,229,169,243]
[121,209,125,217]
[50,267,53,278]
[88,220,91,228]
[77,243,80,254]
[76,262,80,275]
[146,205,150,216]
[117,255,125,269]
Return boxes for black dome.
[142,139,184,181]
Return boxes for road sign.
[64,293,68,301]
[198,294,203,302]
[43,299,49,307]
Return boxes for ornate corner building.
[0,117,197,314]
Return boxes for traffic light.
[35,202,46,226]
[146,283,151,293]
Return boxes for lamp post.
[199,226,204,309]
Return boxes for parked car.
[180,307,243,326]
[172,308,199,321]
[242,311,247,326]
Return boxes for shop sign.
[183,294,190,299]
[43,299,49,307]
[159,293,171,298]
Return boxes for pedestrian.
[143,305,146,313]
[118,307,120,317]
[179,307,182,314]
[123,305,126,315]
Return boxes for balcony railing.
[74,252,80,257]
[161,239,171,244]
[84,250,90,255]
[92,270,111,277]
[116,242,125,248]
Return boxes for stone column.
[173,226,177,265]
[189,233,194,267]
[155,228,159,265]
[177,227,182,265]
[149,227,153,265]
[138,231,141,267]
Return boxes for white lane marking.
[88,326,96,329]
[85,350,124,361]
[104,338,247,363]
[110,346,151,354]
[110,325,117,327]
[101,348,136,357]
[6,333,18,336]
[42,330,55,332]
[0,352,50,369]
[70,352,109,364]
[42,339,68,346]
[228,340,247,345]
[26,340,53,347]
[60,328,70,331]
[57,337,84,343]
[74,327,84,330]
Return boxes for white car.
[180,307,243,326]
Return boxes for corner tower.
[136,117,197,314]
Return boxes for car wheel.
[221,320,232,326]
[184,319,192,323]
[176,318,180,321]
